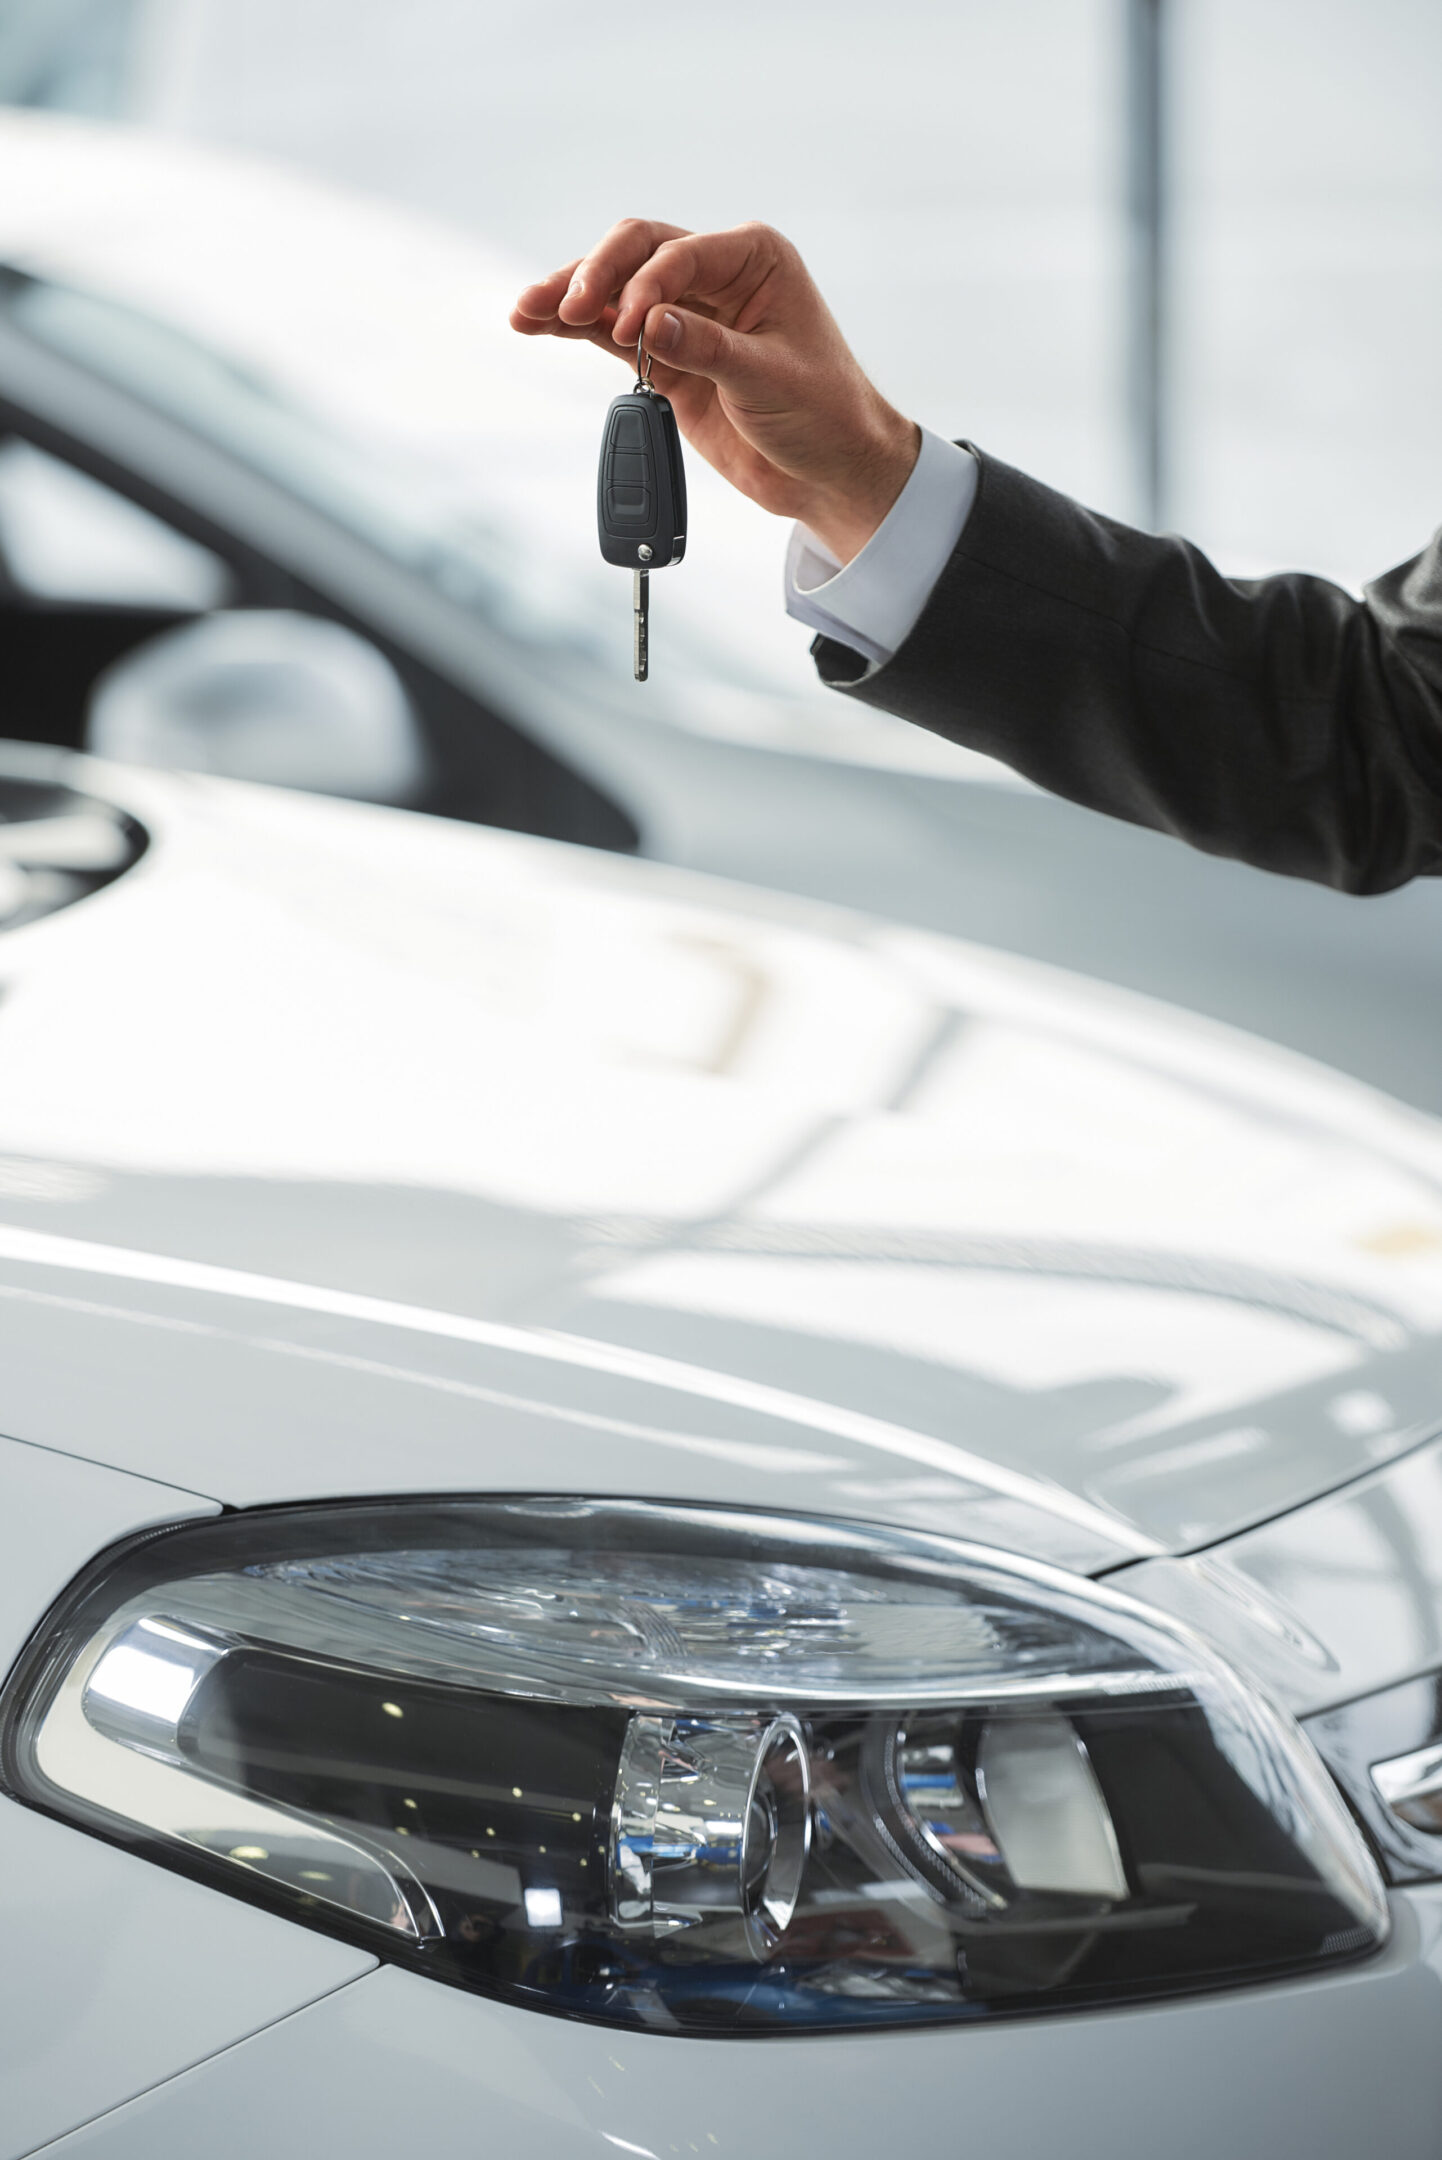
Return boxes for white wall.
[139,0,1440,585]
[139,0,1129,513]
[1174,0,1442,586]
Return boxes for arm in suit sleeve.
[811,448,1442,894]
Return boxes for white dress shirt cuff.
[784,430,980,669]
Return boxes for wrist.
[800,409,921,565]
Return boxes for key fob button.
[608,451,650,487]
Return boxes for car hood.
[1,751,1441,1574]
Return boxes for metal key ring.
[635,326,654,390]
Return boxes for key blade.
[633,568,649,682]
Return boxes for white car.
[1,740,1441,2157]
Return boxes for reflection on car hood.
[0,751,1441,1572]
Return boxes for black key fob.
[597,389,687,570]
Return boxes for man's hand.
[510,219,919,565]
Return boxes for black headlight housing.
[1,1497,1388,2035]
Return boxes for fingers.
[509,303,611,343]
[512,257,582,324]
[510,219,815,437]
[508,301,637,369]
[610,224,785,347]
[513,221,798,381]
[552,218,693,326]
[637,301,773,404]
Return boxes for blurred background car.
[0,103,1438,1122]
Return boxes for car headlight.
[0,1499,1386,2034]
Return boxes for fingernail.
[567,275,584,295]
[654,310,681,353]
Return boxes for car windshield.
[0,266,625,651]
[0,264,776,701]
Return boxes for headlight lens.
[1,1499,1386,2034]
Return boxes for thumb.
[642,303,773,401]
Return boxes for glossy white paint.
[1120,1431,1442,1715]
[0,1435,212,1678]
[0,1244,1143,1574]
[0,1801,373,2160]
[0,1440,372,2160]
[0,766,1437,2149]
[31,1893,1442,2160]
[0,752,1439,1563]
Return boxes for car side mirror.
[85,610,430,805]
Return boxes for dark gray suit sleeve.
[812,447,1442,893]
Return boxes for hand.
[510,219,919,565]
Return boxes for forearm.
[814,450,1442,894]
[512,220,1442,894]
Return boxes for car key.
[597,332,687,680]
